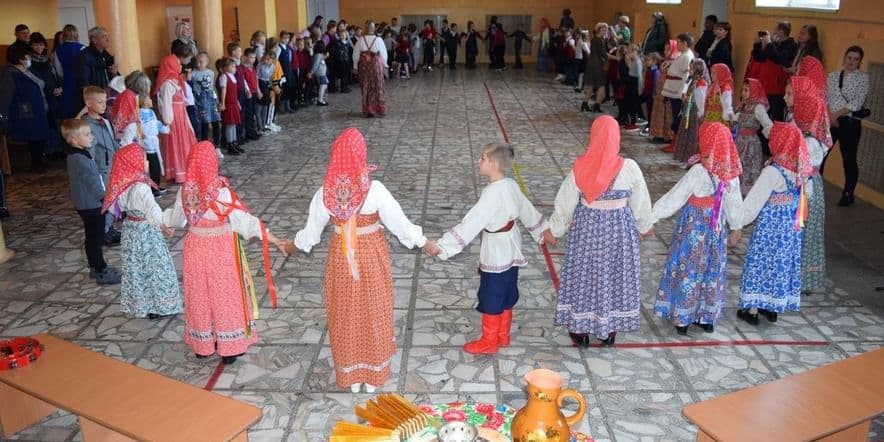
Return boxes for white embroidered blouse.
[163,187,263,240]
[652,164,744,230]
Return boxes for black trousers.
[27,140,46,169]
[640,94,653,122]
[186,105,201,141]
[146,152,162,187]
[77,207,107,271]
[447,46,457,68]
[622,77,640,124]
[823,117,863,194]
[466,50,477,68]
[669,98,683,134]
[759,94,788,156]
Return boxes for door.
[58,0,96,46]
[307,0,339,23]
[701,0,728,23]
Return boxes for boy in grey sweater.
[81,86,122,246]
[62,119,121,285]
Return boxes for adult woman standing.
[154,46,196,184]
[170,22,199,60]
[29,33,63,158]
[824,46,869,207]
[705,22,733,71]
[0,45,49,174]
[352,21,388,118]
[54,24,84,118]
[791,24,822,73]
[581,23,609,113]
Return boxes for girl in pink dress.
[154,54,198,183]
[163,141,285,364]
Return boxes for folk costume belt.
[769,194,796,205]
[189,223,232,236]
[582,198,628,210]
[333,222,382,235]
[0,337,43,370]
[484,220,515,233]
[665,75,683,81]
[688,195,715,209]
[125,215,146,222]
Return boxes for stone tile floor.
[1,67,883,441]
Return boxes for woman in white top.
[662,33,695,140]
[352,21,388,118]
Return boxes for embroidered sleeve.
[625,160,654,234]
[374,181,427,249]
[294,187,331,253]
[652,164,704,222]
[742,166,781,226]
[548,171,580,237]
[127,183,165,227]
[163,188,187,228]
[218,188,263,239]
[723,178,745,230]
[517,186,548,244]
[437,189,496,260]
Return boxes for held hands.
[640,229,655,241]
[423,239,441,257]
[542,228,557,246]
[160,225,175,238]
[728,230,743,247]
[281,240,297,256]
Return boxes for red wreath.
[0,337,43,370]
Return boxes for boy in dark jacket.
[62,119,121,285]
[80,86,121,245]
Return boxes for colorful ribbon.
[710,181,725,232]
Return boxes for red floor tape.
[204,361,226,391]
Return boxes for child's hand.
[281,240,297,255]
[219,104,226,111]
[542,228,557,246]
[728,230,742,247]
[423,240,441,257]
[640,229,655,240]
[161,225,175,238]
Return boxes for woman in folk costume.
[671,59,709,163]
[734,78,769,193]
[790,75,832,293]
[653,122,744,335]
[288,128,427,393]
[546,116,653,347]
[101,144,182,319]
[703,63,736,124]
[110,88,142,145]
[650,40,679,143]
[737,122,812,325]
[154,54,198,183]
[164,141,283,364]
[352,21,388,118]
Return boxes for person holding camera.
[824,45,870,207]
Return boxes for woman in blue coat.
[0,44,50,174]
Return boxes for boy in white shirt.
[425,143,548,354]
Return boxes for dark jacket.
[747,39,796,95]
[74,45,113,109]
[0,65,49,141]
[707,38,734,71]
[695,30,715,61]
[642,20,669,55]
[67,149,105,211]
[29,56,62,118]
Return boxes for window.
[646,0,682,4]
[755,0,839,11]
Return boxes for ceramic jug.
[511,368,587,442]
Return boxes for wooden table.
[683,348,884,441]
[0,334,262,441]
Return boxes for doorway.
[701,0,728,24]
[57,0,96,46]
[307,0,340,23]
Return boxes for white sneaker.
[350,383,361,393]
[554,74,565,81]
[215,148,224,159]
[363,383,377,393]
[269,123,282,132]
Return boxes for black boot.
[195,353,208,359]
[580,101,590,112]
[694,322,714,333]
[737,309,760,325]
[226,143,241,156]
[599,332,616,347]
[759,309,778,323]
[221,353,245,365]
[675,326,688,336]
[569,332,589,347]
[837,192,855,207]
[592,103,602,113]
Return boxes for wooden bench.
[0,334,262,441]
[683,348,884,441]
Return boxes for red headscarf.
[324,128,377,281]
[710,63,733,93]
[797,56,827,99]
[539,18,551,32]
[153,54,186,95]
[666,39,681,60]
[742,78,769,110]
[699,122,742,182]
[573,116,625,204]
[791,76,833,148]
[770,122,812,180]
[110,89,140,138]
[182,141,228,226]
[770,122,813,229]
[101,143,157,215]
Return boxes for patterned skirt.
[182,219,258,357]
[358,51,386,116]
[740,193,803,313]
[801,174,826,291]
[160,98,197,183]
[325,214,396,388]
[120,217,182,318]
[737,131,764,194]
[673,108,700,163]
[649,83,671,140]
[553,190,641,339]
[654,203,728,326]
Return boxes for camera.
[758,31,768,37]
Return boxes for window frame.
[754,0,840,12]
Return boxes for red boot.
[464,314,500,354]
[498,309,512,347]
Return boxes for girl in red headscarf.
[653,122,744,335]
[797,56,827,99]
[155,54,198,183]
[671,59,709,161]
[287,128,427,393]
[164,141,284,364]
[101,143,181,319]
[703,63,736,124]
[738,122,811,325]
[649,39,679,142]
[735,78,770,193]
[789,75,832,294]
[546,116,653,347]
